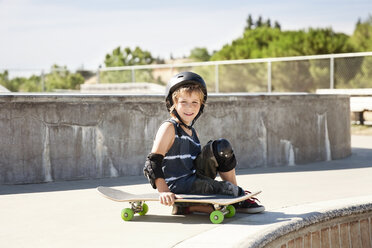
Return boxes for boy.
[144,71,264,214]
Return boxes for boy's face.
[175,91,201,125]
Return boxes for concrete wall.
[258,198,372,248]
[177,197,372,248]
[0,93,351,184]
[271,213,372,248]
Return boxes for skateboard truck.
[121,201,149,221]
[210,204,236,224]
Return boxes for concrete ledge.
[175,195,372,248]
[0,93,351,184]
[80,82,165,94]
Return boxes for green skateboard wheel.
[138,203,149,216]
[225,205,236,218]
[121,208,134,221]
[210,210,224,224]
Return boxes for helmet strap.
[172,110,194,130]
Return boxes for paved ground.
[1,135,372,248]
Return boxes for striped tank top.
[163,119,201,193]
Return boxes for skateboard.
[97,186,262,224]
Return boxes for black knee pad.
[212,138,237,172]
[195,140,219,179]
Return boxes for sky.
[0,0,371,74]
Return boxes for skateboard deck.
[97,186,262,224]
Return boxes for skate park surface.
[1,135,372,247]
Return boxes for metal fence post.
[97,66,101,84]
[170,65,174,78]
[41,70,45,92]
[330,57,334,89]
[215,64,219,93]
[131,68,135,82]
[267,61,272,92]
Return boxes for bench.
[317,89,372,125]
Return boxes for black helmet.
[165,71,207,128]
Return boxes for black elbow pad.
[143,153,165,189]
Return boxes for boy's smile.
[175,91,201,126]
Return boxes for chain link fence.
[98,52,372,93]
[0,67,96,92]
[1,52,371,93]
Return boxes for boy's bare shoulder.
[158,121,175,134]
[152,121,176,154]
[155,121,175,142]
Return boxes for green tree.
[104,46,154,67]
[265,19,271,28]
[0,70,11,91]
[274,21,281,30]
[45,65,84,91]
[211,27,284,61]
[347,56,372,88]
[102,46,155,83]
[189,47,211,61]
[345,15,372,88]
[1,66,85,92]
[303,28,353,55]
[256,16,263,28]
[210,24,358,92]
[245,14,254,31]
[18,75,42,92]
[212,27,353,61]
[0,71,39,92]
[349,15,372,51]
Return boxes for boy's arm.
[151,122,174,155]
[150,122,176,206]
[155,178,176,206]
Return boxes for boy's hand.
[159,192,176,206]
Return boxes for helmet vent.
[177,75,184,78]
